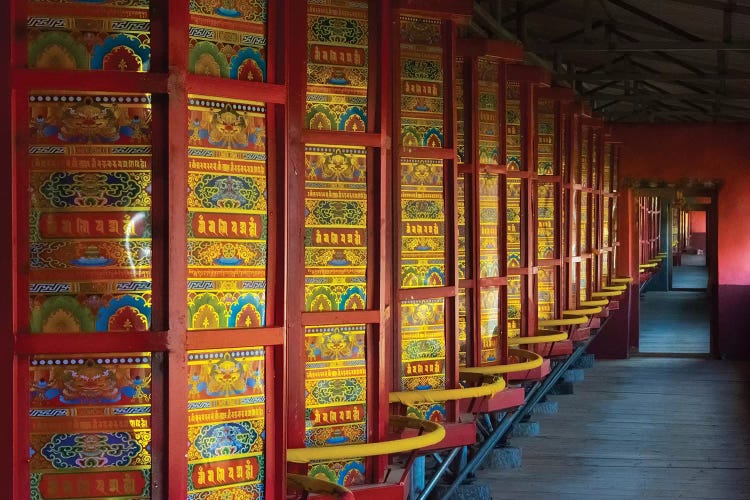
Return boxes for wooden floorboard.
[639,291,710,354]
[478,358,750,499]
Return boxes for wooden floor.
[480,358,750,499]
[639,291,710,354]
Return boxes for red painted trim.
[186,76,287,104]
[456,38,524,61]
[16,333,170,355]
[186,328,285,349]
[399,146,457,160]
[374,0,393,480]
[284,0,307,474]
[1,0,16,494]
[397,286,458,301]
[397,0,473,21]
[301,310,381,326]
[507,64,551,84]
[12,69,169,93]
[303,130,383,147]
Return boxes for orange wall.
[613,123,750,286]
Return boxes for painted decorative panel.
[400,159,445,288]
[187,348,266,499]
[304,146,367,312]
[479,287,500,364]
[187,96,268,330]
[580,192,588,255]
[457,175,469,280]
[537,98,555,175]
[479,173,500,278]
[27,0,150,72]
[477,57,500,166]
[505,81,521,170]
[537,182,555,260]
[400,298,446,421]
[580,125,589,188]
[306,0,369,132]
[305,324,367,487]
[506,275,521,339]
[538,267,555,321]
[30,353,152,499]
[458,288,469,367]
[455,57,465,163]
[399,16,444,148]
[506,177,522,268]
[28,92,152,333]
[189,0,267,81]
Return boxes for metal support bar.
[416,447,463,500]
[439,316,613,500]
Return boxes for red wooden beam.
[186,76,287,104]
[371,0,393,481]
[396,0,473,23]
[2,1,17,497]
[12,69,169,94]
[507,64,551,85]
[456,38,524,61]
[165,0,190,497]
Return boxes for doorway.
[638,191,716,356]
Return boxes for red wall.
[613,124,750,285]
[613,123,750,358]
[690,211,707,233]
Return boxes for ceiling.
[468,0,750,122]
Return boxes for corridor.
[639,291,711,354]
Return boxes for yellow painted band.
[508,331,568,345]
[459,348,544,376]
[287,416,445,463]
[580,299,609,307]
[649,258,663,263]
[388,376,506,405]
[592,290,623,297]
[640,262,658,268]
[563,307,603,316]
[287,474,353,497]
[539,315,588,327]
[611,277,633,284]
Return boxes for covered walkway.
[480,358,750,499]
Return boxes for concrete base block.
[562,368,585,383]
[548,380,575,395]
[484,446,522,469]
[530,399,559,415]
[510,420,540,437]
[572,353,596,369]
[434,481,492,500]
